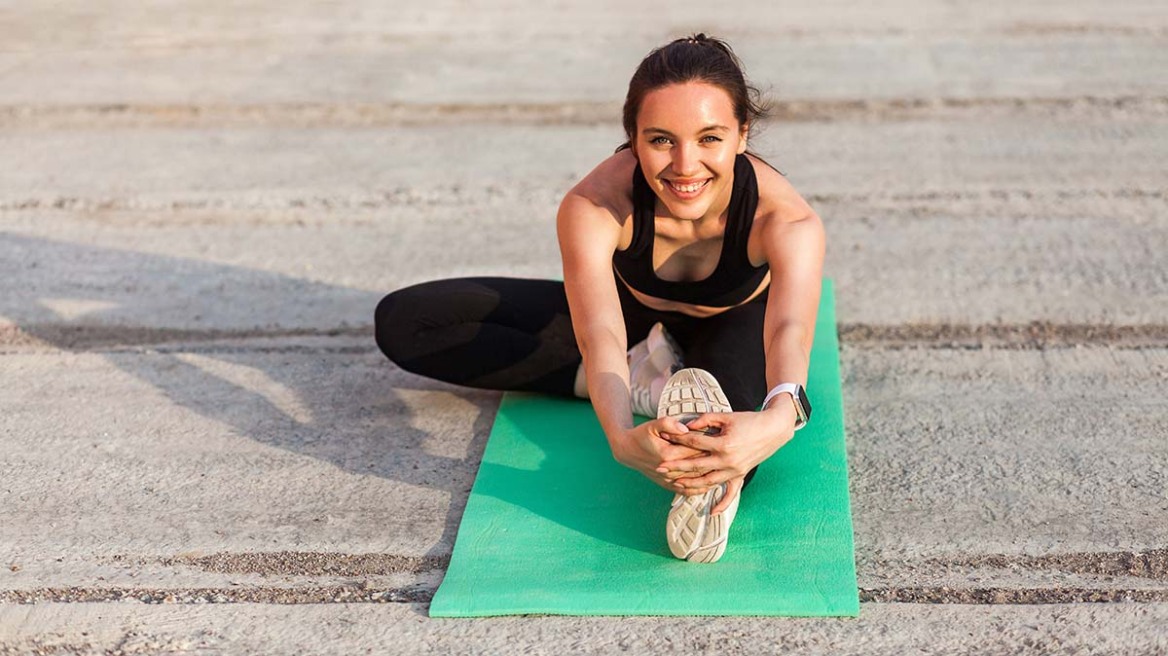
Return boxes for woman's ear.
[737,123,750,154]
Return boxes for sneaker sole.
[656,368,732,424]
[657,368,735,563]
[666,483,740,563]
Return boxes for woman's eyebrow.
[642,124,732,136]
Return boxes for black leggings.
[374,277,769,413]
[375,277,768,488]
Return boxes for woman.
[376,34,824,563]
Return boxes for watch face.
[794,385,812,415]
[795,385,811,421]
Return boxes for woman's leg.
[664,293,770,488]
[614,282,769,413]
[672,296,768,413]
[374,277,581,395]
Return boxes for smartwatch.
[762,383,812,430]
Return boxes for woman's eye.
[649,137,671,145]
[701,135,722,143]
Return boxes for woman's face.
[631,81,749,222]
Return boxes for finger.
[673,469,729,491]
[651,474,681,492]
[660,444,706,462]
[660,430,718,451]
[672,483,711,496]
[711,477,743,515]
[653,416,690,436]
[684,413,730,432]
[662,435,726,460]
[663,466,716,481]
[657,455,720,474]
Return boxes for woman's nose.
[671,143,700,177]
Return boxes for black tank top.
[612,153,769,307]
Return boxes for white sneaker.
[658,368,738,563]
[667,482,739,563]
[627,322,683,417]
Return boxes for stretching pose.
[376,34,824,563]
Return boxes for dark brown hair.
[616,34,771,160]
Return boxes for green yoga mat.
[429,280,858,617]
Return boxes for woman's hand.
[655,405,798,504]
[610,418,707,492]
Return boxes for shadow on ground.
[1,231,515,568]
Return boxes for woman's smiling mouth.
[665,178,711,199]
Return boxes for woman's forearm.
[577,326,636,449]
[762,322,812,406]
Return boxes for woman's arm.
[556,189,633,440]
[759,209,825,415]
[557,178,703,489]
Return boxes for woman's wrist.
[757,399,796,434]
[606,425,640,462]
[761,382,811,430]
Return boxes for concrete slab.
[1,115,1164,335]
[7,0,1168,49]
[3,207,1166,339]
[2,2,1167,105]
[2,0,1166,649]
[5,35,1167,107]
[3,602,1168,655]
[1,119,1164,200]
[843,346,1168,592]
[2,344,1165,598]
[1,344,482,563]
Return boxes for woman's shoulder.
[744,153,823,266]
[563,148,637,221]
[746,153,817,227]
[557,149,638,256]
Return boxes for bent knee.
[374,279,472,366]
[374,289,416,365]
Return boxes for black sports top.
[612,153,770,307]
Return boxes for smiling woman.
[374,34,825,564]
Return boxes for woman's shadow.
[4,232,664,564]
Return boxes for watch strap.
[761,383,809,430]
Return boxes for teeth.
[671,180,707,193]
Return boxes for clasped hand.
[614,405,797,515]
[612,416,705,492]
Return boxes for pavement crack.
[115,551,451,577]
[1,95,1165,129]
[5,584,1166,606]
[839,322,1168,350]
[926,548,1168,581]
[0,585,433,605]
[0,324,370,351]
[860,587,1168,604]
[7,322,1168,353]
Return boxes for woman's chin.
[660,198,710,221]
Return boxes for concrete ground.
[1,1,1166,653]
